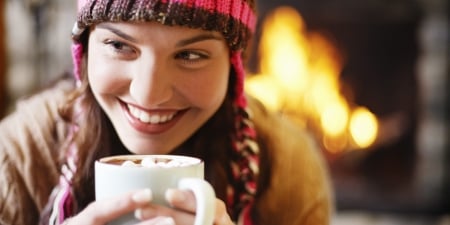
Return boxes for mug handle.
[178,178,216,225]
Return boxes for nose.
[129,57,173,107]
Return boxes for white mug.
[95,155,216,225]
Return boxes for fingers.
[213,200,234,225]
[73,188,234,225]
[135,189,196,224]
[165,189,233,224]
[135,203,195,225]
[69,189,152,225]
[165,189,196,211]
[93,189,152,220]
[135,216,176,225]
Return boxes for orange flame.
[245,6,378,153]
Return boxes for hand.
[63,189,152,225]
[134,189,234,225]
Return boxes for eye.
[175,51,208,65]
[104,40,135,55]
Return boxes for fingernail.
[156,217,175,225]
[134,206,157,220]
[134,208,144,220]
[166,189,186,203]
[132,189,152,204]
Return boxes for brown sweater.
[0,79,333,225]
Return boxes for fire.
[349,107,379,148]
[245,6,378,153]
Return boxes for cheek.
[183,66,230,108]
[87,49,127,95]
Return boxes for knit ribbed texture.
[75,0,256,51]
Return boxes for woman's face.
[87,22,230,154]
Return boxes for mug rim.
[97,154,203,167]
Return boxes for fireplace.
[248,0,449,215]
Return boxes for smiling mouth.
[127,104,178,124]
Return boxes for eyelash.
[104,40,135,54]
[175,51,208,65]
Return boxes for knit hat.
[73,0,256,49]
[66,0,260,224]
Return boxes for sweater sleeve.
[249,98,334,225]
[0,79,73,225]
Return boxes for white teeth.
[139,113,151,123]
[127,104,176,124]
[150,115,160,124]
[160,115,168,123]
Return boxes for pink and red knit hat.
[72,0,257,108]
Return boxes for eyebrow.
[97,23,137,42]
[175,33,223,47]
[96,23,223,47]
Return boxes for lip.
[120,100,187,135]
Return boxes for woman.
[0,0,333,224]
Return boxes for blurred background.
[0,0,448,224]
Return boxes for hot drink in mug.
[95,155,216,225]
